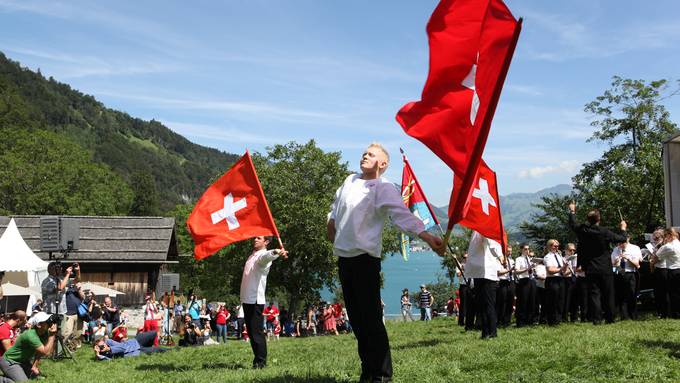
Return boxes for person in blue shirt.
[93,331,167,360]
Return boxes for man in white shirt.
[466,231,503,339]
[611,236,641,320]
[327,143,444,382]
[240,236,288,369]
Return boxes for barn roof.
[0,216,178,264]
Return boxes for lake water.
[322,251,450,316]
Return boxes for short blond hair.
[367,142,390,173]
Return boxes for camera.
[45,313,61,326]
[69,263,79,278]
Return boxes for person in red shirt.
[111,324,128,343]
[0,310,26,356]
[263,303,279,337]
[215,304,230,343]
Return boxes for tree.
[254,141,350,314]
[519,194,577,249]
[520,77,678,244]
[0,128,133,215]
[129,170,161,216]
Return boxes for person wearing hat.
[0,312,57,381]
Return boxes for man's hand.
[64,266,73,276]
[48,323,57,335]
[620,220,627,231]
[419,232,445,256]
[568,201,576,213]
[277,249,289,260]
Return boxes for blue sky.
[2,0,679,206]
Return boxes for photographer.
[0,312,57,381]
[40,262,76,315]
[93,331,167,360]
[62,280,85,349]
[101,297,120,336]
[178,314,198,347]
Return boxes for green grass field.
[37,317,680,382]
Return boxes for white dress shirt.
[544,252,563,278]
[514,255,532,279]
[329,174,425,258]
[534,264,547,288]
[240,249,279,304]
[465,231,502,281]
[656,239,680,270]
[610,243,642,273]
[568,254,585,277]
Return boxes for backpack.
[77,302,89,320]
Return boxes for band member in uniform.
[655,228,680,318]
[466,231,503,339]
[513,244,535,327]
[544,239,568,326]
[566,243,587,322]
[568,202,627,324]
[611,235,641,320]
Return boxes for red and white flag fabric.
[396,0,521,224]
[187,151,279,260]
[448,159,507,252]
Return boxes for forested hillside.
[0,53,239,213]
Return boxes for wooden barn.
[0,216,179,306]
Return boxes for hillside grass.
[37,317,680,382]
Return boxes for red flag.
[449,159,507,252]
[187,151,279,260]
[396,0,521,224]
[401,151,440,229]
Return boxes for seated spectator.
[93,331,167,360]
[178,315,199,347]
[0,311,26,356]
[111,324,128,343]
[0,312,57,381]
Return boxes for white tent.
[80,282,125,297]
[0,219,49,311]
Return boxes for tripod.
[50,297,73,360]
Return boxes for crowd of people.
[448,202,680,339]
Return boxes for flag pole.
[245,150,285,252]
[400,148,466,280]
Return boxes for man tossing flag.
[396,0,521,225]
[400,149,440,260]
[187,151,280,260]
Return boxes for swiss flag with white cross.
[449,159,507,252]
[187,151,279,260]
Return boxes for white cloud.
[518,160,581,179]
[521,9,680,62]
[162,121,275,145]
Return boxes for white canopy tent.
[79,282,125,297]
[0,219,49,312]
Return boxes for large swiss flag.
[187,151,279,260]
[449,159,507,252]
[396,0,521,225]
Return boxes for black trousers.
[545,277,564,325]
[654,268,670,318]
[464,280,478,330]
[586,273,615,323]
[562,277,575,321]
[457,284,468,326]
[243,303,267,367]
[573,277,589,322]
[474,278,498,338]
[338,255,392,382]
[668,269,680,318]
[495,280,509,327]
[515,278,535,327]
[505,281,516,325]
[615,272,638,320]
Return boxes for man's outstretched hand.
[277,249,289,260]
[419,232,445,256]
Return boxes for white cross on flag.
[187,151,279,260]
[448,159,507,250]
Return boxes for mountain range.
[433,184,573,234]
